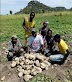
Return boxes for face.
[32,31,37,37]
[54,38,60,42]
[12,37,17,44]
[30,13,35,19]
[47,31,52,37]
[43,23,47,27]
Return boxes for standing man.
[22,12,35,47]
[39,21,49,39]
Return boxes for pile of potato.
[11,53,51,82]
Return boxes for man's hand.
[9,48,14,52]
[23,26,28,31]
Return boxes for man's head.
[43,22,49,27]
[47,29,52,37]
[30,12,35,19]
[11,35,17,44]
[54,34,61,43]
[32,28,37,37]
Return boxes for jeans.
[49,54,64,62]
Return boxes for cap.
[43,21,49,25]
[32,28,37,32]
[11,35,17,39]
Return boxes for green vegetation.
[28,74,54,82]
[0,11,72,42]
[15,0,72,14]
[0,11,72,82]
[0,11,72,51]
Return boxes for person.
[7,35,24,61]
[45,29,54,52]
[39,21,49,39]
[44,30,54,56]
[28,28,44,53]
[49,34,69,64]
[22,12,35,46]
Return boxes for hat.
[32,28,37,32]
[11,35,17,39]
[43,21,49,25]
[45,22,49,24]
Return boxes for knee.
[49,55,54,61]
[19,48,24,53]
[7,52,13,61]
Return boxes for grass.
[28,74,54,82]
[0,11,72,41]
[0,11,72,51]
[0,11,72,82]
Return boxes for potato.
[34,60,40,67]
[18,72,23,78]
[40,63,46,69]
[11,61,16,67]
[23,75,33,82]
[23,70,31,75]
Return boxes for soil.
[0,43,72,82]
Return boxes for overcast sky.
[1,0,72,15]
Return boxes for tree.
[10,10,13,15]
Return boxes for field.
[0,11,72,82]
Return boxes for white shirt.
[28,34,44,52]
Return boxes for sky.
[1,0,72,15]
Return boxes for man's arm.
[39,35,44,51]
[28,37,33,53]
[27,25,35,32]
[17,39,23,51]
[22,19,29,31]
[8,42,14,52]
[66,49,70,55]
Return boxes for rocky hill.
[15,0,70,14]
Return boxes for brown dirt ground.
[0,54,72,82]
[0,42,72,82]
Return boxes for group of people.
[7,12,69,64]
